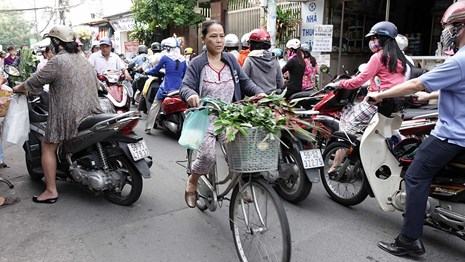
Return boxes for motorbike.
[321,111,465,240]
[23,91,152,206]
[98,70,131,113]
[151,90,188,137]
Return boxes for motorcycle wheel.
[321,141,369,206]
[274,146,312,203]
[104,157,143,206]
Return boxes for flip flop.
[32,196,59,204]
[0,196,20,209]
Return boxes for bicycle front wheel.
[229,178,291,262]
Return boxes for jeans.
[401,135,465,239]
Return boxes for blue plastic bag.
[178,108,209,150]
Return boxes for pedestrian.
[371,2,465,256]
[0,50,6,70]
[242,28,284,94]
[180,20,264,208]
[12,25,102,204]
[4,47,17,66]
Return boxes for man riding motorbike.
[238,32,251,66]
[13,25,102,204]
[129,45,151,103]
[370,2,465,256]
[224,33,240,59]
[144,37,187,134]
[88,38,132,81]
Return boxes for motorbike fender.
[118,142,152,178]
[359,113,403,212]
[305,168,321,183]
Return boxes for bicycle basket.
[225,127,279,173]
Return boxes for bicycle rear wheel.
[229,177,291,262]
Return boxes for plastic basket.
[225,127,279,173]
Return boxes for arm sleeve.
[24,56,58,95]
[339,53,381,90]
[116,56,127,70]
[242,59,252,78]
[282,59,293,74]
[180,63,199,101]
[419,57,463,92]
[147,56,165,75]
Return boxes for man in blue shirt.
[369,2,465,257]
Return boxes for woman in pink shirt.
[328,21,408,176]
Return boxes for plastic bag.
[2,94,29,146]
[178,108,209,150]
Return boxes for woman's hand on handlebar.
[187,94,200,108]
[324,81,340,90]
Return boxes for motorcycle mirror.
[320,64,329,74]
[4,65,20,77]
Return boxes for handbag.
[178,108,209,150]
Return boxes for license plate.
[127,140,150,161]
[300,149,324,169]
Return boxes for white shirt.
[88,51,127,74]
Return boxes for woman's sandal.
[0,196,20,209]
[184,191,198,208]
[32,196,59,204]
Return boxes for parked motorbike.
[321,112,465,240]
[23,92,152,206]
[98,70,131,113]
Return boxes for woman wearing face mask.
[327,21,408,176]
[180,20,264,208]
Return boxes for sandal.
[0,196,20,209]
[184,191,198,208]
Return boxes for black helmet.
[138,45,148,54]
[365,21,398,39]
[151,42,161,52]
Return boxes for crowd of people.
[0,1,465,258]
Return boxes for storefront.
[323,0,455,75]
[105,11,139,57]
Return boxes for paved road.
[0,118,463,262]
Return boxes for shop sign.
[110,16,135,32]
[314,53,330,68]
[312,24,333,52]
[300,0,324,48]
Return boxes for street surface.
[0,117,463,262]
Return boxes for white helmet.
[395,34,409,51]
[286,38,301,49]
[241,33,251,48]
[224,34,240,48]
[164,37,178,48]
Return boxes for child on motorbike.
[327,21,409,176]
[145,37,187,134]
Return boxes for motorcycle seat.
[288,89,318,100]
[78,114,117,131]
[166,90,180,97]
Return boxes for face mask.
[440,24,463,55]
[368,39,381,53]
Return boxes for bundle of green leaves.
[210,90,315,143]
[15,47,38,83]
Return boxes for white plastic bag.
[2,94,29,146]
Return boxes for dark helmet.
[365,21,398,39]
[138,45,148,54]
[151,42,161,52]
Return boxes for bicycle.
[184,104,291,262]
